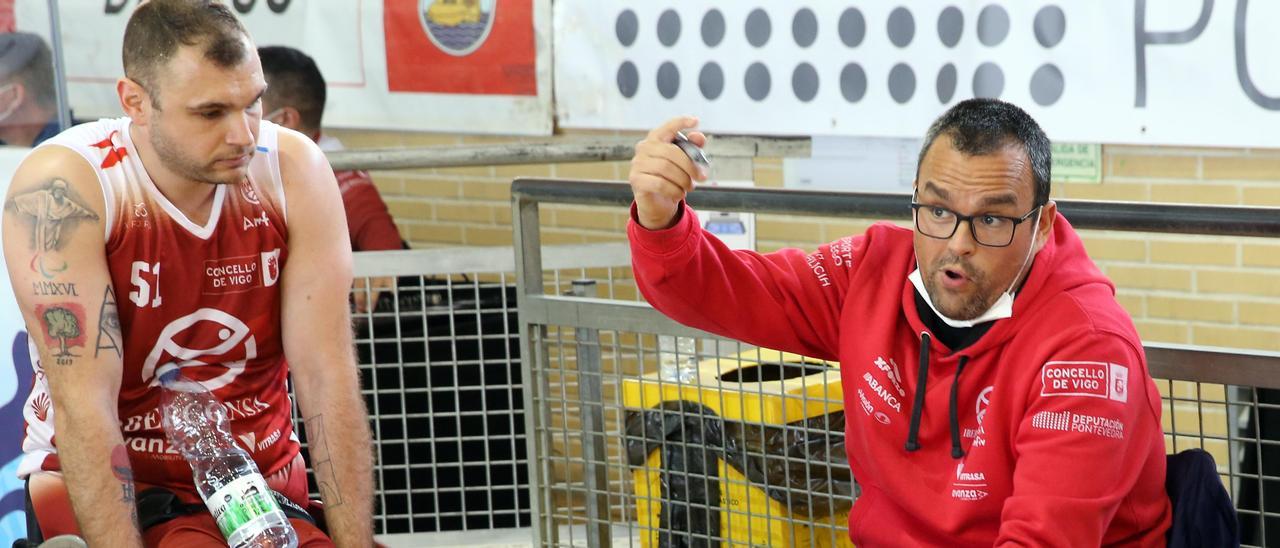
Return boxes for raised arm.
[2,146,140,546]
[276,129,374,546]
[627,116,862,360]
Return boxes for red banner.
[384,0,536,96]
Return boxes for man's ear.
[1034,201,1056,253]
[0,82,24,105]
[279,106,303,132]
[117,77,151,124]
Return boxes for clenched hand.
[628,116,708,230]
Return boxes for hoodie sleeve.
[628,202,863,361]
[995,329,1169,546]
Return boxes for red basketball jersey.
[20,118,300,499]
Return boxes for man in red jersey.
[626,100,1172,546]
[257,45,402,312]
[1,1,372,546]
[256,45,402,254]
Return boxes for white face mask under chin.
[909,208,1042,329]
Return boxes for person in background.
[257,45,402,252]
[0,32,63,147]
[258,45,400,312]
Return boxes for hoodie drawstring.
[904,332,971,459]
[949,356,970,459]
[905,332,931,452]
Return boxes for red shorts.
[26,453,334,547]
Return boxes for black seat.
[1166,449,1239,547]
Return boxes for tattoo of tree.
[35,303,86,366]
[6,177,99,252]
[304,414,344,507]
[95,286,122,358]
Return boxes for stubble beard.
[150,124,250,186]
[923,256,998,321]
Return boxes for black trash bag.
[721,411,853,518]
[625,400,853,547]
[625,400,724,548]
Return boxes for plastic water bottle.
[658,335,699,383]
[159,370,298,548]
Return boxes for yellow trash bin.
[622,349,856,548]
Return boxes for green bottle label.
[207,475,282,539]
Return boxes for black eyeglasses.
[910,202,1041,247]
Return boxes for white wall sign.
[18,0,553,135]
[555,0,1280,148]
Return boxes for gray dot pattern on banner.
[616,10,638,47]
[699,63,724,100]
[617,61,639,98]
[1034,6,1066,48]
[1032,5,1066,105]
[973,62,1004,98]
[838,8,866,47]
[793,8,818,48]
[657,61,680,99]
[1030,64,1064,106]
[657,9,681,47]
[840,63,867,103]
[887,7,915,48]
[745,62,771,101]
[702,9,726,47]
[746,8,772,48]
[937,63,958,103]
[937,6,963,48]
[792,63,819,102]
[889,63,916,104]
[609,6,1067,106]
[977,5,1010,46]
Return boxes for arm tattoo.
[34,302,87,366]
[32,281,78,296]
[94,286,122,358]
[110,444,139,526]
[304,414,344,507]
[5,177,99,253]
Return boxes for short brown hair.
[122,0,250,105]
[258,46,327,133]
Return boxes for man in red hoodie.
[627,99,1172,546]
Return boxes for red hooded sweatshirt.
[628,204,1172,547]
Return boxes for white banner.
[18,0,552,135]
[0,147,34,544]
[555,0,1280,148]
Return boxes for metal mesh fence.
[525,305,1280,548]
[285,245,634,539]
[510,181,1280,548]
[529,321,852,548]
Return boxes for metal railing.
[512,178,1280,547]
[294,243,634,540]
[325,136,810,172]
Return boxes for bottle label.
[205,474,284,540]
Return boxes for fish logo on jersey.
[141,308,257,390]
